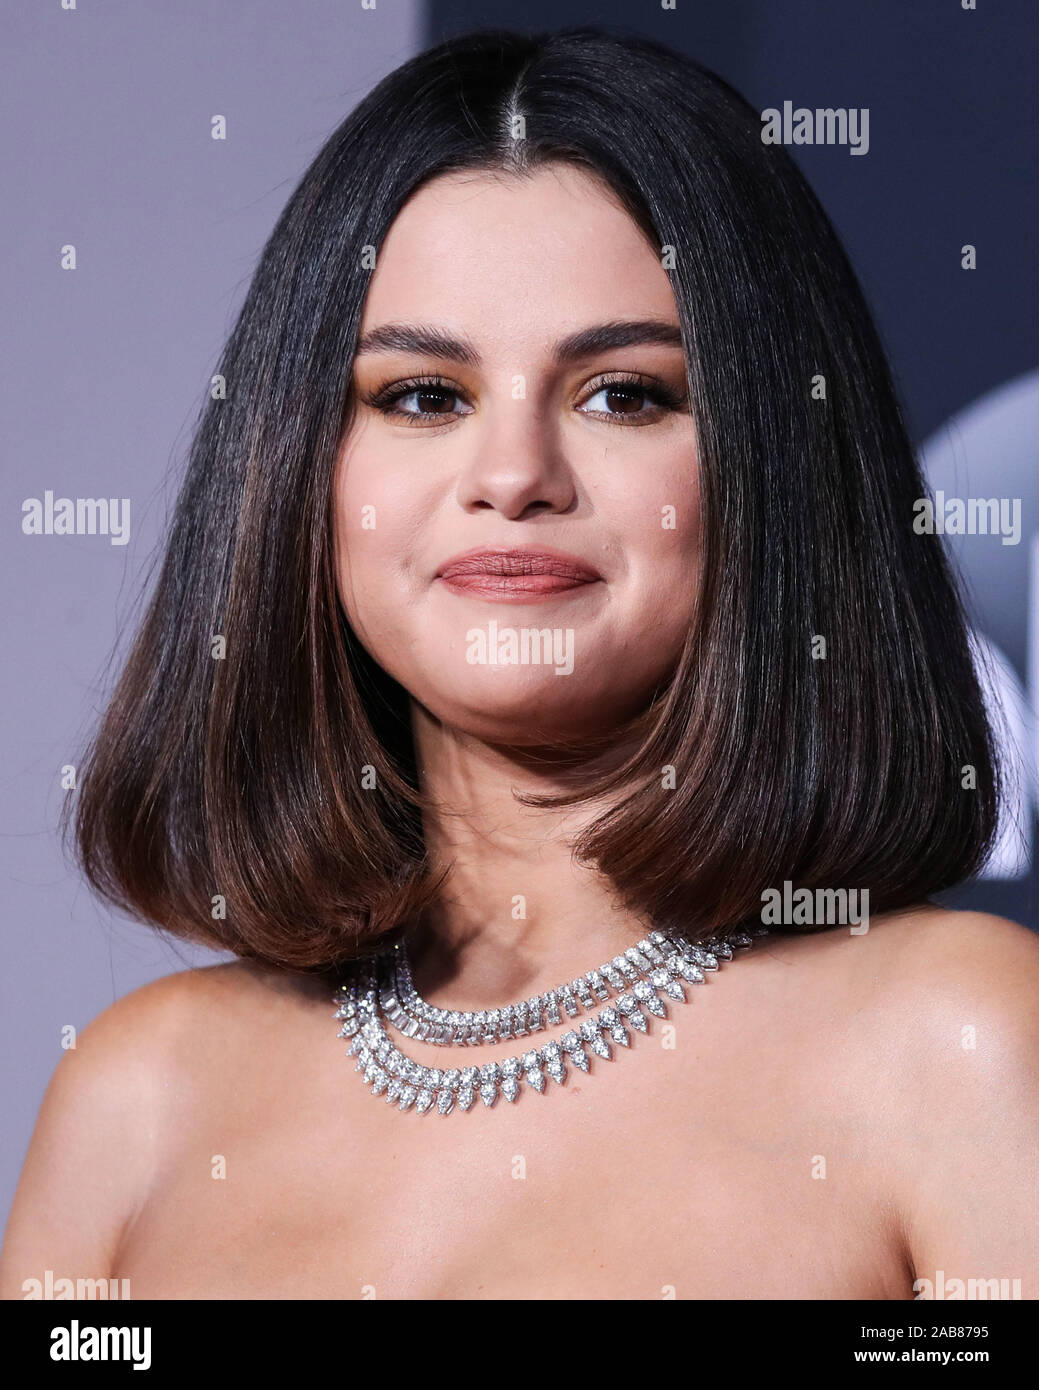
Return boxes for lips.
[435,547,603,600]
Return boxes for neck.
[406,704,655,1011]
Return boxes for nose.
[454,393,578,521]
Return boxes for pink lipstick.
[435,547,603,601]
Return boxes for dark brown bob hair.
[68,27,1000,972]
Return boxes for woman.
[3,26,1037,1301]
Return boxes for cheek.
[332,448,436,664]
[622,450,702,645]
[658,444,702,564]
[655,437,701,529]
[333,451,401,627]
[616,445,701,570]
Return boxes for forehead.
[359,164,678,352]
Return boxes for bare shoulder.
[16,959,324,1106]
[0,960,330,1297]
[868,901,1039,969]
[856,904,1039,1038]
[763,902,1039,1025]
[818,905,1039,1288]
[742,903,1039,1106]
[862,903,1039,1098]
[84,957,333,1049]
[755,906,1039,1290]
[772,904,1039,1088]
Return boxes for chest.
[115,1031,910,1299]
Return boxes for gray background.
[3,0,1036,1240]
[1,0,421,1242]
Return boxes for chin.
[414,677,655,748]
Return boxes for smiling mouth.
[435,548,603,601]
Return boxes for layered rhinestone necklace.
[333,924,768,1116]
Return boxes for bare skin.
[2,905,1039,1300]
[4,166,1038,1300]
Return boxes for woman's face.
[334,162,701,746]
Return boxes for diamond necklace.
[333,925,768,1116]
[388,929,721,1044]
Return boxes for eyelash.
[360,372,686,427]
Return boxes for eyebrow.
[353,318,685,367]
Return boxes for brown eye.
[396,386,460,415]
[578,375,685,423]
[363,375,475,425]
[599,386,648,414]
